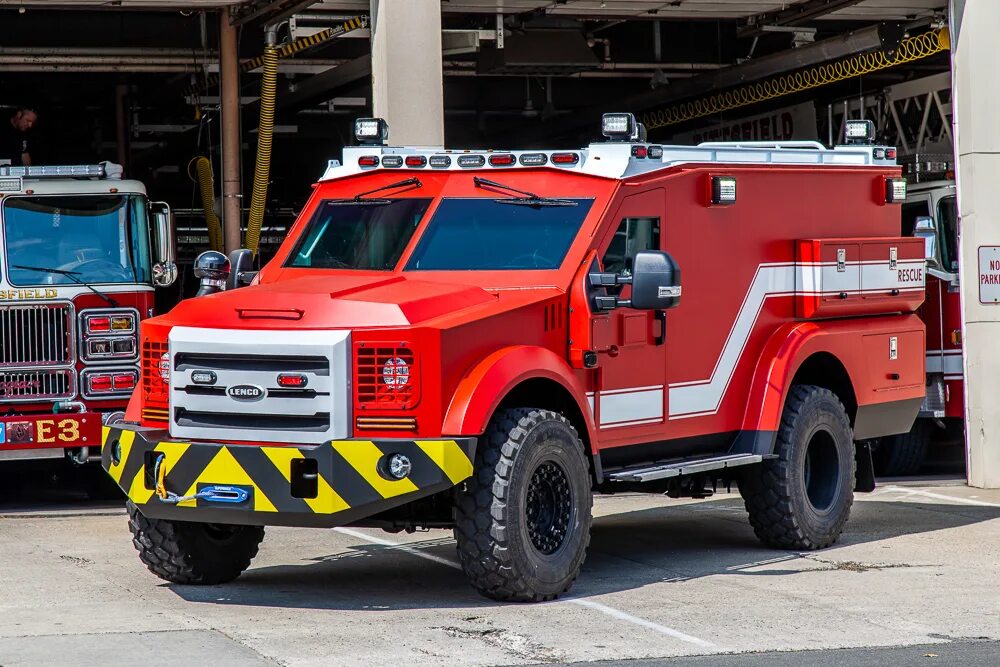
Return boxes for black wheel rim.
[803,429,840,512]
[525,460,573,555]
[203,523,242,543]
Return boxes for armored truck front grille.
[0,303,73,368]
[168,327,352,445]
[0,368,74,401]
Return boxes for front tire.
[454,408,593,602]
[740,385,856,550]
[127,501,265,584]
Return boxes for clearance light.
[648,145,663,159]
[551,152,580,166]
[602,112,636,141]
[458,154,486,168]
[429,155,452,168]
[885,177,907,204]
[519,153,548,166]
[354,117,389,145]
[488,153,516,166]
[886,148,897,160]
[358,156,379,167]
[381,155,403,168]
[277,373,308,388]
[711,176,737,205]
[632,145,648,158]
[405,155,427,168]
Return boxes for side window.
[602,217,661,277]
[938,195,959,272]
[901,200,930,238]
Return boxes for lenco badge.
[227,384,265,402]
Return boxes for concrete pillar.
[951,0,1000,487]
[219,10,243,252]
[369,0,444,147]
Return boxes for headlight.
[382,357,410,389]
[159,352,170,383]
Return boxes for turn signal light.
[358,156,379,167]
[488,153,516,166]
[551,153,580,165]
[405,155,427,168]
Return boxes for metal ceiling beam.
[738,0,868,39]
[231,0,320,27]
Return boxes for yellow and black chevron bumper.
[101,425,475,528]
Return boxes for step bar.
[606,454,764,483]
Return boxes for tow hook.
[66,447,89,466]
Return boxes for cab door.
[591,189,667,448]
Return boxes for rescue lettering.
[897,268,923,283]
[0,288,59,300]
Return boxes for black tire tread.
[876,421,930,476]
[127,501,264,585]
[740,385,855,550]
[454,408,592,602]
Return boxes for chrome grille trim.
[0,368,75,402]
[0,302,75,368]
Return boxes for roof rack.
[0,163,121,180]
[697,140,827,151]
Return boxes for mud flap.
[854,441,876,492]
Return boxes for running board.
[606,454,763,483]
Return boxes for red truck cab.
[103,115,926,600]
[1,163,176,467]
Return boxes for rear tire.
[740,385,855,550]
[454,408,593,602]
[127,500,264,584]
[875,420,930,477]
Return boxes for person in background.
[2,105,38,166]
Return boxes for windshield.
[406,198,594,270]
[286,198,432,270]
[938,195,958,273]
[2,195,151,286]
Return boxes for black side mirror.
[630,250,681,310]
[227,249,258,289]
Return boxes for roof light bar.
[0,177,21,191]
[602,112,636,141]
[0,164,106,178]
[354,117,389,146]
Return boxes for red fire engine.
[0,164,176,467]
[102,115,926,601]
[876,154,961,475]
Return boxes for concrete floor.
[0,478,997,666]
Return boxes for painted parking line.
[333,526,718,650]
[874,486,1000,509]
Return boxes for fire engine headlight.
[159,352,170,383]
[380,453,412,481]
[382,357,410,389]
[355,117,389,146]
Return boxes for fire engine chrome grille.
[0,368,74,401]
[0,303,73,368]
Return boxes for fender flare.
[741,320,862,448]
[441,345,598,452]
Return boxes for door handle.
[653,310,666,346]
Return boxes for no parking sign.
[979,246,1000,303]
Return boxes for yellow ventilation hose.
[190,156,224,252]
[245,41,278,256]
[641,28,950,131]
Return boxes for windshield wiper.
[327,177,424,207]
[13,265,120,307]
[473,176,577,207]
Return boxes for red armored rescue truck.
[876,155,960,475]
[102,115,926,601]
[1,163,176,466]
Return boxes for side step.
[606,454,763,483]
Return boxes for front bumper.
[101,425,476,528]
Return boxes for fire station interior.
[0,0,960,490]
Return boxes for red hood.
[158,273,502,329]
